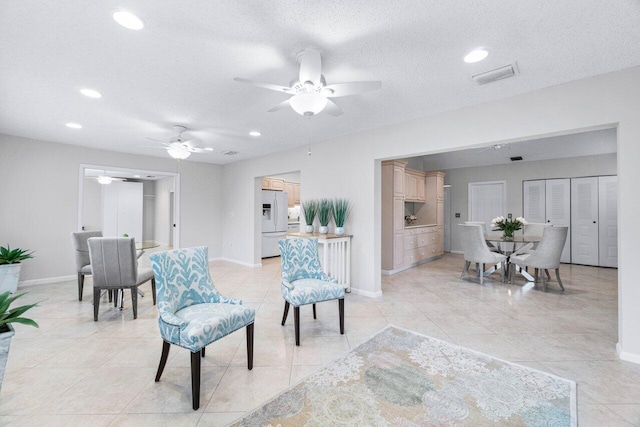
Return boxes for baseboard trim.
[449,250,464,255]
[617,343,640,364]
[382,255,443,276]
[19,275,76,287]
[216,257,262,268]
[349,288,383,298]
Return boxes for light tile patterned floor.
[1,253,638,426]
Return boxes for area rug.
[230,326,577,426]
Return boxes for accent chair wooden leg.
[246,323,254,370]
[78,273,85,301]
[93,288,100,321]
[312,303,317,319]
[281,301,290,326]
[155,341,171,382]
[201,347,205,358]
[108,290,113,303]
[339,298,345,335]
[294,306,300,346]
[151,278,157,305]
[131,287,138,319]
[190,351,201,410]
[555,268,565,291]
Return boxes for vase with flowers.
[491,216,527,240]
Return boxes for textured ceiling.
[1,1,639,165]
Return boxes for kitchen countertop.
[405,224,437,229]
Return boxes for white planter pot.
[305,225,314,233]
[0,264,22,294]
[335,226,345,235]
[318,226,328,234]
[0,324,15,393]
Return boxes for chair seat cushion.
[510,253,531,265]
[80,264,92,274]
[285,278,345,306]
[137,267,154,285]
[173,303,255,352]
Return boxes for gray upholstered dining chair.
[519,222,552,258]
[508,226,568,292]
[87,237,155,320]
[464,221,499,252]
[459,224,507,284]
[71,230,102,301]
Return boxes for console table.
[286,232,352,292]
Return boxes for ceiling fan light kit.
[235,48,381,117]
[97,175,113,185]
[167,143,192,159]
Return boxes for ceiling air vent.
[472,64,517,85]
[510,156,523,162]
[221,150,238,156]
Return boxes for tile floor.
[1,253,638,426]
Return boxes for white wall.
[220,67,640,361]
[444,153,617,252]
[154,177,174,245]
[0,134,224,281]
[82,178,102,231]
[142,180,155,242]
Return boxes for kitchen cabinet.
[293,183,300,205]
[382,160,445,274]
[262,177,285,191]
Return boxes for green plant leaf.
[4,317,39,328]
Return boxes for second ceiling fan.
[235,49,381,117]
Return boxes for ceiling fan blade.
[188,147,209,154]
[145,137,169,144]
[234,78,295,94]
[140,146,169,149]
[267,99,291,112]
[323,99,343,116]
[298,49,322,86]
[323,81,382,97]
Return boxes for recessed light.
[80,88,102,98]
[249,131,261,137]
[204,148,214,151]
[66,123,82,129]
[133,175,140,178]
[113,10,144,30]
[464,48,489,63]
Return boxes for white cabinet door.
[523,180,546,224]
[468,181,506,236]
[545,179,571,263]
[571,177,599,265]
[599,176,618,267]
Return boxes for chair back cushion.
[71,231,103,272]
[524,226,568,269]
[459,224,501,264]
[149,247,222,315]
[88,237,137,288]
[279,238,324,282]
[523,223,550,237]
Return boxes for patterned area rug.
[231,326,576,426]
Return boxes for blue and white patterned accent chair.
[279,238,345,346]
[150,247,255,410]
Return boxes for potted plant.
[332,198,351,235]
[0,246,34,294]
[491,216,527,240]
[302,200,318,233]
[0,291,38,392]
[317,199,332,234]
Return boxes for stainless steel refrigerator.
[262,190,289,258]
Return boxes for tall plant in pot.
[0,245,34,294]
[0,291,39,392]
[302,199,318,233]
[317,199,333,234]
[332,198,351,235]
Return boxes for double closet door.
[523,179,571,263]
[523,176,618,267]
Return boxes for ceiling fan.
[146,125,213,159]
[234,48,382,117]
[85,172,126,185]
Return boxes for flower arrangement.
[404,215,417,225]
[491,216,527,239]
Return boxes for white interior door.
[444,186,451,252]
[599,176,618,267]
[469,181,506,236]
[102,181,143,242]
[545,179,571,263]
[571,177,599,265]
[523,180,546,223]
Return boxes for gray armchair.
[509,226,568,292]
[71,230,102,301]
[459,224,507,284]
[87,237,155,320]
